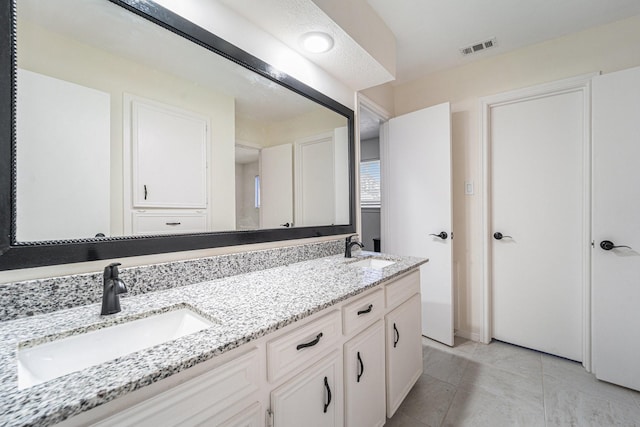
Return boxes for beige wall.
[237,108,347,148]
[391,15,640,340]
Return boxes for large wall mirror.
[0,0,356,270]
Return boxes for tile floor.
[386,337,640,426]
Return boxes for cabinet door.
[344,321,385,427]
[271,351,342,427]
[132,98,208,208]
[385,293,423,417]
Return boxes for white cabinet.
[267,311,341,382]
[57,269,423,427]
[218,401,262,427]
[132,211,208,236]
[385,293,423,416]
[131,98,208,209]
[343,321,386,427]
[93,348,260,426]
[270,351,343,427]
[124,95,211,235]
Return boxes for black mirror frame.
[0,0,356,271]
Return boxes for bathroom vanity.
[0,252,427,426]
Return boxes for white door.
[16,69,110,241]
[490,90,585,361]
[260,144,293,228]
[592,66,640,391]
[383,102,453,345]
[295,133,335,227]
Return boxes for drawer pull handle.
[165,222,181,226]
[323,376,332,413]
[144,184,148,200]
[393,323,400,348]
[296,332,323,350]
[357,351,364,383]
[357,304,373,316]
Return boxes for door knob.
[429,231,448,240]
[493,232,512,240]
[600,240,632,251]
[280,222,291,228]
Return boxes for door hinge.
[266,409,274,427]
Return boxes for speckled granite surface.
[0,239,343,321]
[0,251,426,427]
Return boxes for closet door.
[592,66,640,391]
[490,88,585,361]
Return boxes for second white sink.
[18,308,214,389]
[349,258,396,269]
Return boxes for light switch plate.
[465,181,474,195]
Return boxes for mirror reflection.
[15,0,349,242]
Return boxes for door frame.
[357,94,391,243]
[480,74,596,370]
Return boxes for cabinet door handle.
[296,332,323,350]
[357,304,373,316]
[356,351,364,383]
[323,376,332,413]
[165,222,181,226]
[393,323,400,348]
[144,185,148,200]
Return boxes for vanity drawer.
[386,270,420,310]
[342,288,384,336]
[132,211,207,235]
[267,310,341,382]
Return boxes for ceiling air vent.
[460,37,497,56]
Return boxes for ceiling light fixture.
[300,32,334,53]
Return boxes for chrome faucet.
[345,235,364,258]
[101,262,128,315]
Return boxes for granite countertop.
[0,252,427,427]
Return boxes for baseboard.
[455,329,481,342]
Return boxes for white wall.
[235,161,260,230]
[392,15,640,341]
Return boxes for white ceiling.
[216,0,394,91]
[18,0,325,123]
[367,0,640,84]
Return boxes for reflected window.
[360,160,380,208]
[255,175,261,208]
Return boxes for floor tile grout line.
[540,353,549,427]
[437,347,474,427]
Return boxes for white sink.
[349,258,396,269]
[17,308,214,389]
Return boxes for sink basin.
[17,308,213,389]
[348,258,396,269]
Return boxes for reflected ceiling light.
[300,32,334,53]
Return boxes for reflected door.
[16,69,110,241]
[592,66,640,391]
[260,144,293,228]
[383,102,453,346]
